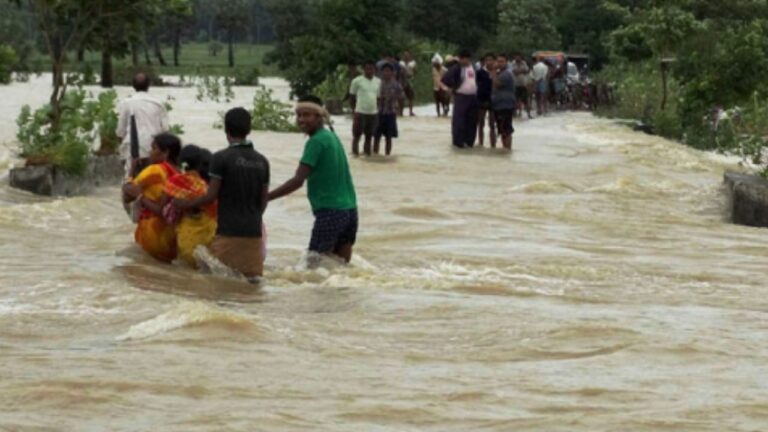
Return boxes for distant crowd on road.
[346,49,593,154]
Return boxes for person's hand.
[172,198,191,210]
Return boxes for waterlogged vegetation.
[594,1,768,174]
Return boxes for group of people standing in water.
[119,74,357,282]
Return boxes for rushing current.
[1,76,767,431]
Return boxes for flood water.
[1,76,767,431]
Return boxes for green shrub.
[195,75,235,102]
[250,87,300,132]
[15,89,117,175]
[114,63,165,87]
[0,44,17,84]
[313,65,348,101]
[95,91,119,154]
[233,67,260,86]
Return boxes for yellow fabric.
[176,213,217,268]
[132,163,177,263]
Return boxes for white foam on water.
[116,301,259,341]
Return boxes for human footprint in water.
[268,96,359,264]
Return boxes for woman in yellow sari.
[122,133,181,263]
[162,145,218,268]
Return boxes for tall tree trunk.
[173,30,181,67]
[77,47,85,62]
[153,36,167,66]
[100,46,113,88]
[228,32,235,68]
[144,44,152,65]
[131,42,139,66]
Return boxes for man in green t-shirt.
[268,95,358,263]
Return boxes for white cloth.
[116,92,169,160]
[431,53,444,65]
[456,66,477,95]
[532,62,549,81]
[400,60,417,78]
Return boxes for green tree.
[267,0,403,96]
[496,0,562,55]
[215,0,252,67]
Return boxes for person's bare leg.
[373,136,381,155]
[409,96,415,116]
[385,137,393,156]
[363,135,372,156]
[333,243,353,263]
[490,117,497,148]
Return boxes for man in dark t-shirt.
[173,107,270,280]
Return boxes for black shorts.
[515,86,529,102]
[309,209,359,253]
[376,114,399,139]
[353,114,378,138]
[404,84,415,100]
[494,109,515,136]
[478,99,492,111]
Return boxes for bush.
[16,89,100,175]
[195,75,235,102]
[313,65,349,102]
[95,91,120,155]
[250,87,300,132]
[0,44,17,84]
[233,67,260,86]
[114,63,165,87]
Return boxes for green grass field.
[35,43,282,78]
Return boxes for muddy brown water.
[1,76,767,431]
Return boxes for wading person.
[432,56,450,117]
[349,61,381,156]
[375,63,404,156]
[512,54,532,119]
[122,133,181,263]
[476,53,496,147]
[163,145,218,269]
[268,96,358,264]
[173,108,270,281]
[442,50,479,148]
[492,53,516,151]
[532,57,549,116]
[116,72,169,178]
[400,50,417,117]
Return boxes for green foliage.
[250,87,300,133]
[95,91,120,154]
[673,20,768,130]
[195,75,235,102]
[496,0,562,54]
[404,0,499,52]
[113,64,165,87]
[0,44,17,84]
[16,89,103,176]
[233,67,260,86]
[313,65,350,101]
[265,0,404,97]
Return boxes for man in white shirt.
[442,50,479,148]
[348,61,381,156]
[116,73,169,176]
[532,58,550,116]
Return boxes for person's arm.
[123,182,141,203]
[268,163,312,202]
[141,194,167,217]
[349,79,358,113]
[173,178,221,210]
